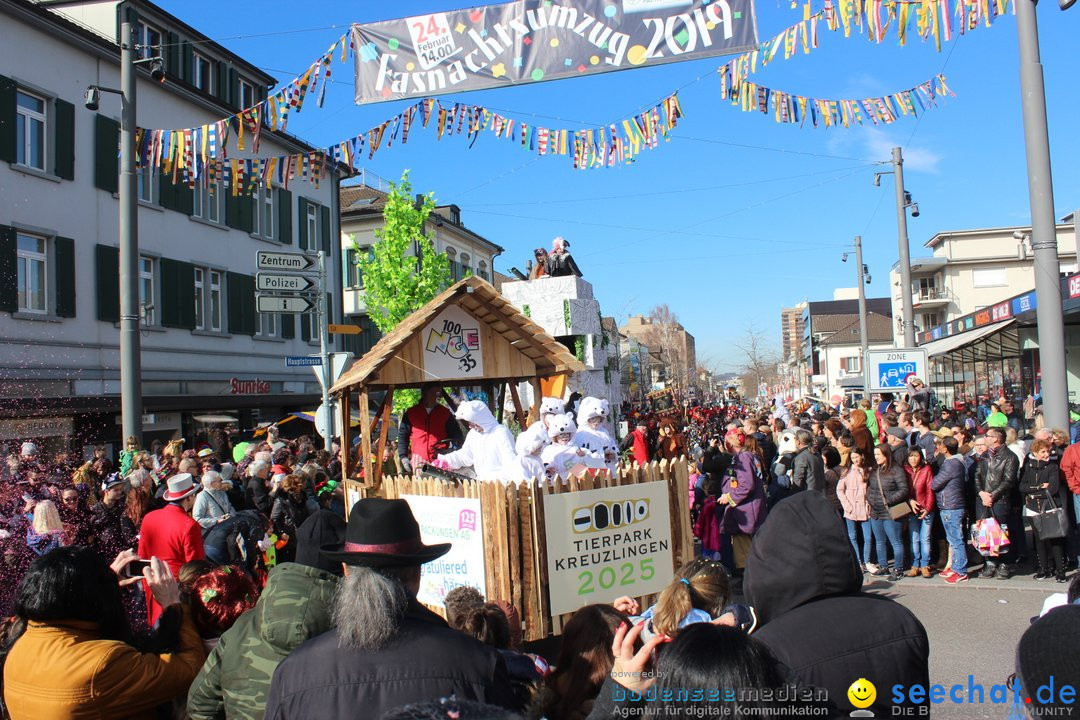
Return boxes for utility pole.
[855,236,869,398]
[119,21,143,445]
[1016,0,1068,429]
[892,147,916,348]
[318,250,333,452]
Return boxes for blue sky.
[157,0,1079,373]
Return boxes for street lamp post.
[843,237,871,398]
[118,21,142,446]
[1016,0,1068,429]
[85,24,164,446]
[892,148,916,348]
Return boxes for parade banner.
[544,481,672,615]
[401,494,488,606]
[351,0,759,103]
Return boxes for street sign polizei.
[864,348,929,393]
[257,273,316,292]
[256,250,317,272]
[256,295,316,314]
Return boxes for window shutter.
[225,190,252,232]
[228,68,239,108]
[95,244,120,322]
[226,272,255,335]
[181,41,193,84]
[165,32,180,77]
[94,114,120,193]
[214,61,228,101]
[297,197,308,250]
[277,188,292,244]
[280,314,295,339]
[53,99,75,180]
[54,236,76,318]
[0,225,15,313]
[300,311,311,342]
[0,75,17,164]
[320,204,331,254]
[160,258,195,329]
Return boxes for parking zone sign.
[865,348,929,392]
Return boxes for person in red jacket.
[138,473,204,626]
[396,385,465,474]
[1060,440,1080,568]
[621,420,651,466]
[904,448,936,578]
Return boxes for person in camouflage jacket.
[187,511,343,720]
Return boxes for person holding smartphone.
[3,549,205,718]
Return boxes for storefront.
[918,276,1080,410]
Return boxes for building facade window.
[302,202,318,251]
[460,253,471,278]
[239,79,256,109]
[252,186,275,240]
[918,277,938,299]
[193,184,222,223]
[16,90,47,171]
[257,311,277,338]
[137,167,156,203]
[193,53,213,92]
[840,356,861,373]
[137,22,162,60]
[477,260,488,280]
[16,233,47,313]
[445,246,459,281]
[346,247,372,288]
[194,268,223,331]
[139,256,155,325]
[920,312,939,330]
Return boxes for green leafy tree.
[354,170,451,415]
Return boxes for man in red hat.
[138,472,204,626]
[264,498,516,719]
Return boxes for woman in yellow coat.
[2,548,205,719]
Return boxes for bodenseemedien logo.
[571,498,649,533]
[848,678,877,717]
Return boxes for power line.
[466,163,880,207]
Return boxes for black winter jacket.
[264,600,516,720]
[975,449,1020,506]
[931,455,967,511]
[867,465,910,520]
[1020,457,1068,514]
[744,493,930,717]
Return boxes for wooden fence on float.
[344,457,694,641]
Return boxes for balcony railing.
[914,287,948,302]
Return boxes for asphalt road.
[865,571,1068,720]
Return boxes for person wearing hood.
[187,509,345,720]
[511,424,549,484]
[573,398,619,476]
[436,400,517,481]
[541,414,604,482]
[743,492,929,717]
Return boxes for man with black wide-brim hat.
[264,498,516,719]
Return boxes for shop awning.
[918,320,1016,358]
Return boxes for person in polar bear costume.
[573,397,618,476]
[540,414,604,482]
[435,400,517,482]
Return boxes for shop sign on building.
[229,378,272,395]
[0,416,74,441]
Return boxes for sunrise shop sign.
[543,480,672,616]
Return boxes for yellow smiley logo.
[847,678,876,709]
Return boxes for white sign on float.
[421,305,485,380]
[400,494,487,607]
[543,481,673,616]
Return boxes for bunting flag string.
[720,72,953,128]
[135,92,684,191]
[721,0,1013,92]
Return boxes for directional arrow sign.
[256,294,315,314]
[256,251,317,272]
[257,273,316,292]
